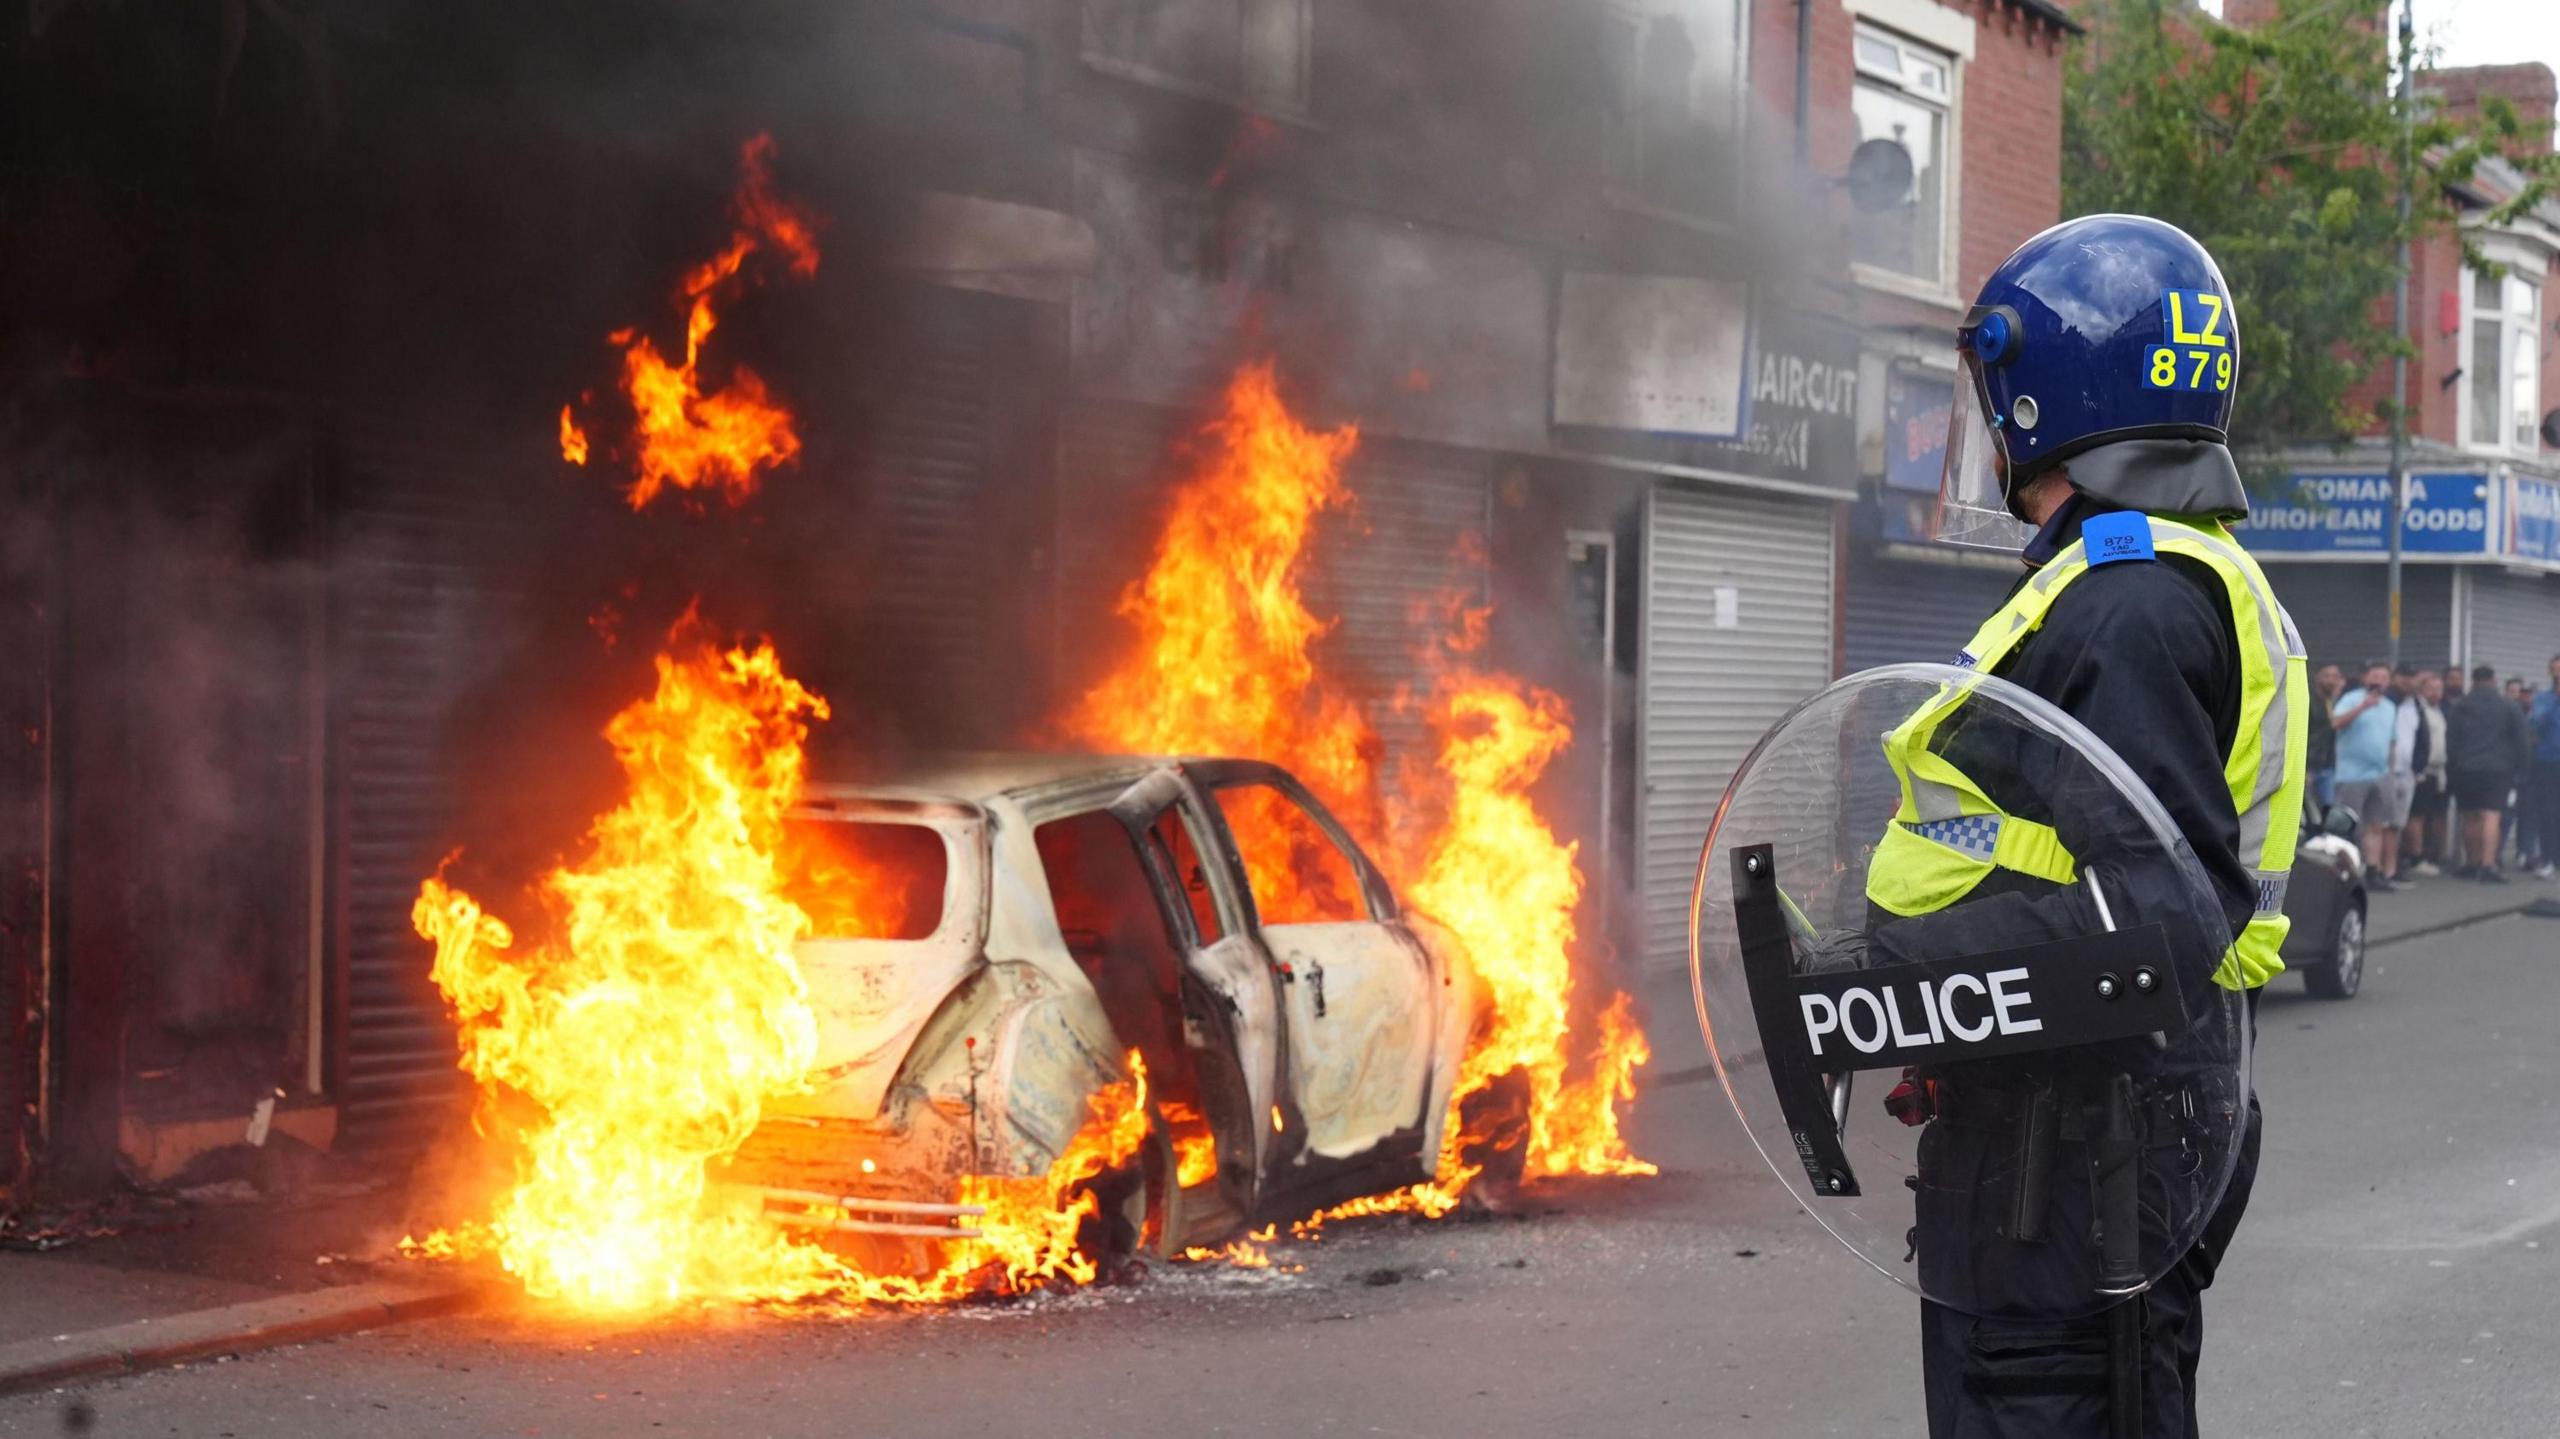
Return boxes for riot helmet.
[1937,215,2251,548]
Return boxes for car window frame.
[1181,759,1400,929]
[1104,769,1253,953]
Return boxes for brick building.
[2236,59,2560,685]
[1,0,2084,1203]
[1818,0,2089,671]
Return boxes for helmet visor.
[1932,374,2029,551]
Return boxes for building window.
[1084,0,1310,117]
[1851,23,1953,287]
[2469,268,2542,455]
[1601,0,1745,220]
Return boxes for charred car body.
[724,755,1476,1258]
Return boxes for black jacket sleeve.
[1871,555,2253,995]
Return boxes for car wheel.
[2301,900,2365,1000]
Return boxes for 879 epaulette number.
[2145,288,2234,392]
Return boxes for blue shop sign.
[1877,371,1956,544]
[2508,474,2560,565]
[2234,471,2492,555]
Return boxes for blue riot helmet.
[1937,214,2251,548]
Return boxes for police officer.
[1873,215,2308,1437]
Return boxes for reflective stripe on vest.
[1865,515,2309,990]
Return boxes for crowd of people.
[2307,654,2560,890]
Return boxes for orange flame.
[1068,361,1652,1226]
[566,134,820,511]
[558,406,590,467]
[409,616,1158,1314]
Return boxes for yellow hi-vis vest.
[1865,515,2309,990]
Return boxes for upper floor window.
[1851,23,1953,288]
[1084,0,1310,117]
[1601,0,1745,220]
[2468,268,2542,456]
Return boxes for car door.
[1104,770,1284,1218]
[1188,762,1439,1170]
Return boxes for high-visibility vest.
[1865,515,2309,990]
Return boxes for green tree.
[2063,0,2558,460]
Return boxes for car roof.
[802,750,1197,808]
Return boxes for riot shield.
[1690,663,2250,1321]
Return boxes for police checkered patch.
[1910,815,2002,860]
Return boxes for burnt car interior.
[1034,802,1254,1215]
[778,815,950,940]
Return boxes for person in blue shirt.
[2528,657,2560,880]
[2332,660,2407,891]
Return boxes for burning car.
[724,753,1479,1263]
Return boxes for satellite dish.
[2541,408,2560,450]
[1845,138,1916,215]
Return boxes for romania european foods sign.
[2235,472,2493,555]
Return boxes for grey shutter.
[1305,438,1492,775]
[855,290,1008,738]
[1055,407,1489,781]
[1840,550,2019,672]
[2462,568,2560,686]
[2261,563,2456,673]
[331,429,525,1154]
[1639,483,1836,975]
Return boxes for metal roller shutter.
[1638,483,1836,975]
[1055,405,1491,780]
[2259,562,2456,673]
[1840,549,2019,673]
[2462,568,2560,686]
[330,430,525,1154]
[1306,438,1492,774]
[855,289,1009,740]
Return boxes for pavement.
[2360,863,2551,947]
[0,870,2550,1436]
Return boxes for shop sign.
[2233,472,2492,555]
[2507,474,2560,565]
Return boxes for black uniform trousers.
[1919,1090,2262,1438]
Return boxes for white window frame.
[1841,0,1972,307]
[1080,0,1313,120]
[2458,233,2552,461]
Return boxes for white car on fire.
[725,754,1478,1258]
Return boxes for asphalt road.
[6,909,2554,1439]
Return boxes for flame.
[559,406,590,467]
[1067,361,1652,1228]
[1161,1100,1222,1189]
[410,616,1159,1314]
[565,134,820,511]
[407,621,833,1311]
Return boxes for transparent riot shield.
[1691,663,2250,1322]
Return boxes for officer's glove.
[1796,927,1869,976]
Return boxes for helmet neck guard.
[2061,438,2248,523]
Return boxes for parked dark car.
[2281,798,2368,1000]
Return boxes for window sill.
[1077,50,1315,130]
[1852,261,1963,312]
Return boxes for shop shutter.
[2261,563,2456,674]
[847,288,1015,744]
[330,427,527,1154]
[1638,482,1836,975]
[2462,568,2560,687]
[1839,549,2020,673]
[1304,438,1492,776]
[1054,406,1490,783]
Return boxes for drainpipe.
[1795,0,1814,167]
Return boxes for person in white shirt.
[2404,669,2450,877]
